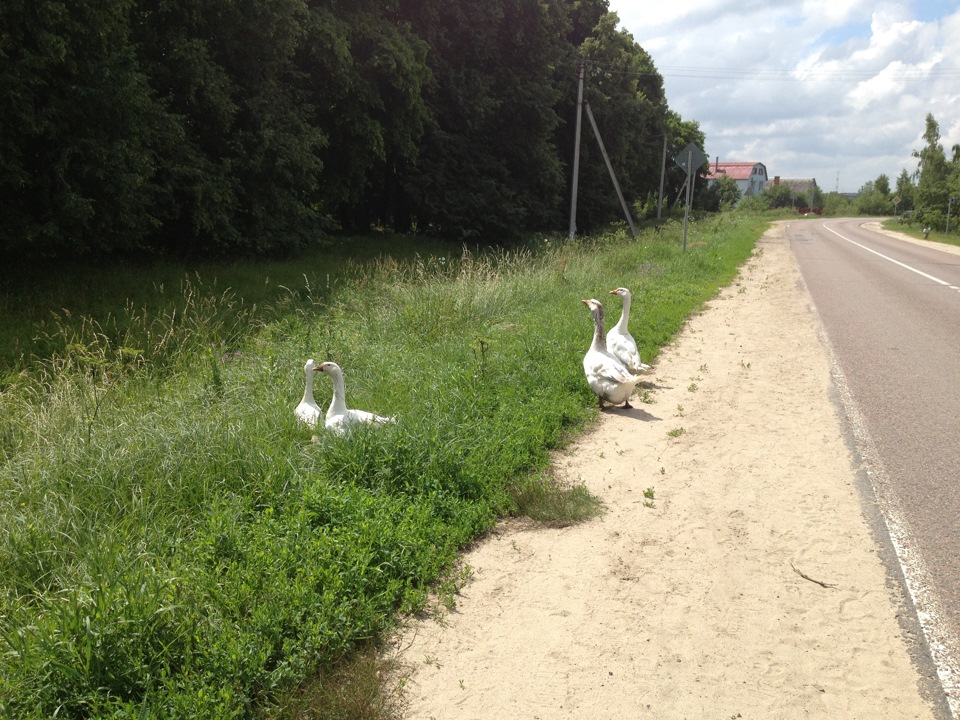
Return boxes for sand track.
[388,223,945,719]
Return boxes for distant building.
[772,176,819,197]
[705,161,768,196]
[772,176,822,212]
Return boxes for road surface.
[787,217,960,713]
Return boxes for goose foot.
[621,401,633,409]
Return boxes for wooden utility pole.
[682,148,693,251]
[567,60,637,238]
[657,134,668,219]
[584,101,635,237]
[568,61,585,239]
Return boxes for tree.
[821,192,850,217]
[0,0,691,258]
[295,2,434,234]
[912,113,950,229]
[895,169,915,214]
[874,173,891,197]
[132,0,325,253]
[397,0,571,239]
[853,189,891,216]
[708,174,741,211]
[561,12,672,231]
[764,184,794,209]
[810,184,824,211]
[0,0,175,257]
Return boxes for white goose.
[295,359,324,427]
[607,287,652,374]
[297,359,395,434]
[582,299,644,408]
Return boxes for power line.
[657,65,960,81]
[583,59,960,82]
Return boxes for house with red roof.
[705,161,768,197]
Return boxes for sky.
[605,0,960,193]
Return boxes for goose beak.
[609,289,618,295]
[582,299,590,306]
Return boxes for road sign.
[674,142,708,174]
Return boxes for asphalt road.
[787,217,960,711]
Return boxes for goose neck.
[327,369,348,413]
[613,295,631,332]
[302,368,316,405]
[591,307,607,351]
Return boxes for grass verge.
[0,213,763,718]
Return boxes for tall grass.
[0,215,762,718]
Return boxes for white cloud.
[607,0,960,192]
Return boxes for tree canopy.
[1,0,692,259]
[911,113,960,230]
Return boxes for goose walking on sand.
[296,359,395,434]
[581,299,644,408]
[607,287,652,374]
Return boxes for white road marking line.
[824,224,956,288]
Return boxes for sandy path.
[388,223,945,719]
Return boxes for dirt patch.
[387,223,940,719]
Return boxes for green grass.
[881,217,960,248]
[0,214,763,718]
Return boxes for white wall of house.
[739,165,767,196]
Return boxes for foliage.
[912,113,955,231]
[736,193,771,213]
[894,169,915,215]
[705,175,741,212]
[763,184,795,209]
[853,188,894,216]
[874,174,891,196]
[0,216,760,717]
[398,0,571,240]
[0,1,699,259]
[562,13,673,232]
[809,184,825,211]
[0,0,174,257]
[821,192,851,217]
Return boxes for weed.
[667,427,686,438]
[509,472,604,527]
[271,644,403,720]
[643,487,655,508]
[687,383,698,392]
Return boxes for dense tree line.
[0,0,698,259]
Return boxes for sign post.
[674,142,708,251]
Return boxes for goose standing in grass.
[582,299,644,408]
[607,287,652,374]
